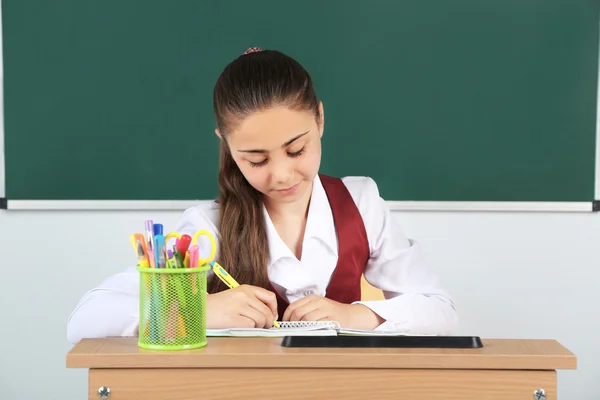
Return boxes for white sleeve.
[66,266,140,344]
[66,204,219,344]
[343,177,459,335]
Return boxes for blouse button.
[303,290,314,296]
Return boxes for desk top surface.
[66,337,576,370]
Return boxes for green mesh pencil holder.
[137,264,210,350]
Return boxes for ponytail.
[208,140,270,292]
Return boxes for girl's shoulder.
[337,176,389,233]
[174,200,220,236]
[339,175,384,206]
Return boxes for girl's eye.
[288,147,306,157]
[248,146,305,167]
[249,159,268,168]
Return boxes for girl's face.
[221,103,324,206]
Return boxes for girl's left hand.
[281,295,384,330]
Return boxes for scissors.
[165,230,217,267]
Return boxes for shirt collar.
[264,175,338,267]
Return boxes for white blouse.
[67,175,458,344]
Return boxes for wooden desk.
[67,337,576,400]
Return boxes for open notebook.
[206,321,431,337]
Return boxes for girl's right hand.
[206,285,278,329]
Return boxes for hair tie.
[243,47,263,55]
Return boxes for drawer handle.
[97,386,111,398]
[533,389,546,400]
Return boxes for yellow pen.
[210,261,280,328]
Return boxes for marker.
[188,245,199,268]
[189,245,200,295]
[154,234,166,269]
[150,289,160,341]
[188,245,200,293]
[153,224,166,270]
[211,261,240,289]
[210,261,280,328]
[145,220,156,268]
[173,246,184,269]
[132,233,152,312]
[129,233,150,268]
[168,248,187,307]
[176,234,192,260]
[177,313,187,337]
[165,300,178,342]
[153,223,163,236]
[167,249,175,269]
[153,234,168,295]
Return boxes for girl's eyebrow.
[237,131,309,154]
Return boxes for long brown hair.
[209,49,320,293]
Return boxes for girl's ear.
[318,101,325,138]
[215,129,223,140]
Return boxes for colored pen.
[154,234,168,295]
[153,223,163,236]
[188,245,199,293]
[154,234,166,269]
[145,220,156,268]
[173,246,184,268]
[188,245,199,268]
[211,261,239,288]
[167,249,188,307]
[176,234,192,260]
[210,261,280,328]
[167,250,175,269]
[165,300,178,342]
[129,233,150,268]
[132,233,152,305]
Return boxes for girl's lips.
[276,182,301,195]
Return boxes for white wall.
[0,208,598,399]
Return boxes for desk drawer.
[89,368,556,400]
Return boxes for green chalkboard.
[3,0,599,202]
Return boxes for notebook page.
[206,321,340,337]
